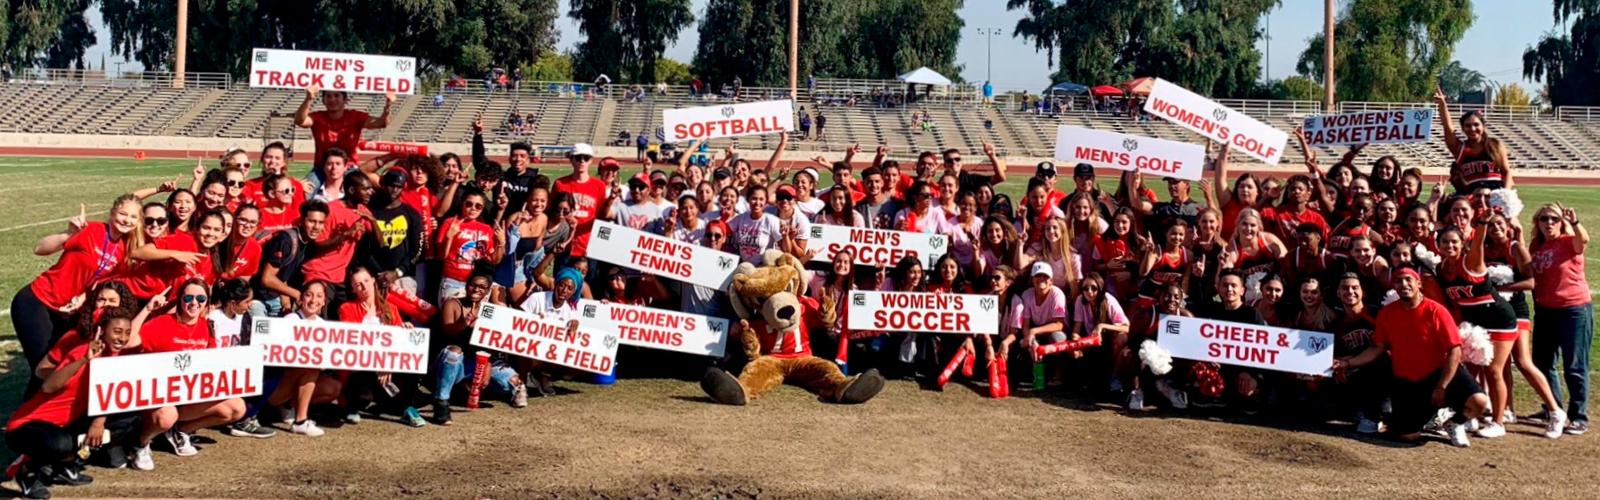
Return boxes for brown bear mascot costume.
[701,250,886,405]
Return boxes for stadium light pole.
[789,0,799,101]
[976,27,1002,83]
[1322,0,1334,112]
[175,0,188,88]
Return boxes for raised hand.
[473,113,484,133]
[306,85,321,100]
[68,203,88,233]
[192,158,206,180]
[1432,84,1448,105]
[385,90,397,105]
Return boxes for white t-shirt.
[615,199,673,231]
[206,309,246,347]
[729,211,785,263]
[520,291,579,322]
[795,197,825,219]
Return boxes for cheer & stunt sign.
[471,303,619,374]
[577,300,730,357]
[1156,315,1333,376]
[88,346,264,416]
[1144,78,1287,165]
[250,48,417,95]
[808,224,947,268]
[1053,125,1207,181]
[846,291,1001,335]
[585,220,740,290]
[664,100,795,142]
[252,317,431,374]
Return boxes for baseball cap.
[798,167,821,183]
[712,167,732,180]
[571,143,596,157]
[380,169,408,187]
[598,157,622,170]
[649,170,669,185]
[1030,261,1053,279]
[628,173,649,188]
[1073,162,1095,178]
[1035,161,1057,177]
[775,184,798,200]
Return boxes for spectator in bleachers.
[512,67,523,91]
[294,85,394,171]
[815,111,827,142]
[799,110,812,139]
[690,77,704,98]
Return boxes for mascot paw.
[835,369,886,404]
[701,368,748,405]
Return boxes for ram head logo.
[1212,108,1229,122]
[409,329,428,346]
[173,353,193,372]
[396,59,413,72]
[979,297,996,311]
[718,256,734,270]
[1122,138,1139,152]
[721,106,736,117]
[602,335,618,349]
[1412,110,1429,121]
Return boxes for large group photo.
[1,0,1598,498]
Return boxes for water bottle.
[1032,361,1046,391]
[467,352,490,409]
[592,364,617,386]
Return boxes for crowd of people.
[3,85,1593,497]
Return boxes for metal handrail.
[3,68,231,89]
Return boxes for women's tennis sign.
[577,300,730,357]
[846,291,1001,335]
[472,303,619,374]
[88,346,264,416]
[586,220,740,290]
[1145,78,1287,165]
[250,48,417,95]
[664,100,795,142]
[1053,125,1207,181]
[1156,315,1333,376]
[808,224,948,268]
[252,317,431,374]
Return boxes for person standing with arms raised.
[294,85,394,174]
[471,113,538,223]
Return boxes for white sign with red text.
[808,224,948,268]
[471,302,619,374]
[577,300,729,357]
[251,317,430,374]
[846,291,1000,335]
[1301,109,1434,147]
[1053,126,1207,181]
[664,99,794,142]
[250,48,416,95]
[1156,315,1333,376]
[88,346,264,416]
[1144,78,1287,165]
[586,220,740,290]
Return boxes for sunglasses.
[464,202,485,209]
[226,180,245,188]
[276,187,295,195]
[1538,216,1562,223]
[946,157,962,163]
[182,294,208,304]
[145,217,169,226]
[237,219,259,226]
[228,162,251,169]
[573,155,594,162]
[707,233,726,240]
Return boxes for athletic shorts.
[1389,368,1483,435]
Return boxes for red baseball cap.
[599,157,621,170]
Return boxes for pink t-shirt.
[1530,235,1590,308]
[1010,286,1067,329]
[1074,294,1128,330]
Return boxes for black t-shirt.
[1332,308,1376,357]
[1202,301,1264,325]
[253,228,307,302]
[1147,199,1201,240]
[501,168,540,217]
[957,171,994,195]
[361,203,424,276]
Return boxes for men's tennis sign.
[586,220,740,290]
[250,48,416,95]
[252,317,431,374]
[472,303,619,374]
[88,346,264,416]
[577,300,730,357]
[1053,126,1207,181]
[1156,315,1334,376]
[1300,109,1434,147]
[808,224,947,268]
[846,291,1001,335]
[664,100,795,142]
[1144,78,1287,165]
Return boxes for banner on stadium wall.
[251,317,431,374]
[1300,109,1434,147]
[1144,78,1288,165]
[664,100,795,142]
[845,291,1001,335]
[250,48,417,95]
[576,300,730,357]
[585,220,740,290]
[808,224,948,268]
[1156,315,1333,376]
[88,346,264,416]
[1053,126,1207,181]
[471,302,619,374]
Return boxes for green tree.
[692,0,963,87]
[1295,0,1474,102]
[1523,0,1600,106]
[523,52,574,81]
[1492,82,1531,107]
[2,0,98,69]
[1437,60,1486,101]
[569,0,694,83]
[655,57,692,84]
[1257,76,1322,101]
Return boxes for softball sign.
[664,100,795,141]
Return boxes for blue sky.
[85,0,1560,93]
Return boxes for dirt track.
[35,378,1597,499]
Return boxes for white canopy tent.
[896,67,953,86]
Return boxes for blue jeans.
[1534,303,1592,422]
[433,348,514,401]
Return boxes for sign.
[664,100,795,142]
[586,220,739,290]
[808,224,948,268]
[471,302,619,374]
[251,317,431,374]
[1053,126,1207,181]
[845,291,1001,335]
[360,140,429,156]
[1144,78,1287,165]
[577,300,730,357]
[1156,315,1333,376]
[250,48,416,95]
[1300,109,1434,147]
[88,346,264,416]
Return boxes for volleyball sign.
[88,346,265,416]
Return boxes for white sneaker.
[291,419,325,438]
[1502,409,1517,425]
[1476,422,1507,438]
[1356,414,1381,434]
[1425,409,1454,433]
[1466,417,1482,433]
[131,445,155,470]
[1127,388,1145,411]
[511,384,528,408]
[1155,379,1188,409]
[1545,409,1568,439]
[165,429,198,457]
[1445,421,1472,448]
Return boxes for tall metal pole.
[175,0,188,88]
[1322,0,1335,111]
[788,0,798,101]
[976,28,1001,83]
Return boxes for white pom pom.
[1244,271,1266,304]
[1488,189,1524,218]
[1458,322,1495,366]
[1139,340,1174,376]
[1382,290,1399,306]
[1413,244,1441,270]
[1486,264,1514,287]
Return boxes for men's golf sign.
[664,100,795,141]
[1054,126,1207,181]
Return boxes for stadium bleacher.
[3,72,1599,171]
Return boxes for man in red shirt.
[1334,267,1489,447]
[294,85,394,169]
[552,143,614,260]
[302,171,375,301]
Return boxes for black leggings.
[11,286,71,397]
[4,415,139,464]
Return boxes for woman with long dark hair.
[338,266,427,428]
[1436,86,1514,193]
[117,209,226,302]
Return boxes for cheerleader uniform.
[1450,146,1507,193]
[1138,247,1188,304]
[1485,242,1533,339]
[1438,258,1519,341]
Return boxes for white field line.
[0,174,171,194]
[0,214,77,233]
[0,162,182,177]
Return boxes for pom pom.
[1486,264,1514,287]
[1244,271,1267,304]
[1191,363,1224,398]
[1458,322,1495,366]
[1413,244,1441,271]
[1382,290,1399,306]
[1139,340,1173,376]
[1487,189,1523,218]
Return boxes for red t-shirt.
[1374,298,1461,382]
[309,109,371,165]
[302,201,371,284]
[1530,235,1590,308]
[221,237,263,281]
[139,314,215,353]
[114,233,214,301]
[553,175,608,257]
[1263,206,1329,243]
[30,222,127,310]
[256,204,299,239]
[400,185,439,246]
[6,341,103,430]
[438,218,496,282]
[754,296,818,359]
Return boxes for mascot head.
[728,249,806,322]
